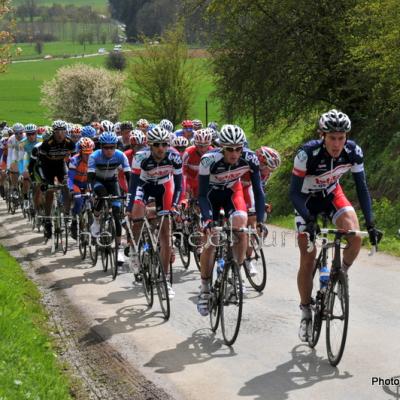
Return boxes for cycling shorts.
[134,179,174,213]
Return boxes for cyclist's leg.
[243,184,256,259]
[331,185,361,271]
[91,181,107,236]
[22,171,30,200]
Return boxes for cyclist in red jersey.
[182,128,213,199]
[242,146,281,276]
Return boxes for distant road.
[11,52,108,64]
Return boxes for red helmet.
[78,137,95,154]
[256,146,281,170]
[181,120,193,129]
[37,126,46,135]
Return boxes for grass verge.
[0,245,73,399]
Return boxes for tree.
[128,24,200,124]
[41,63,128,123]
[106,51,127,70]
[35,41,43,55]
[0,0,12,73]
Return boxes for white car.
[98,48,106,54]
[113,45,122,52]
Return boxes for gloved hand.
[303,217,320,244]
[367,224,383,246]
[257,222,268,237]
[202,219,215,235]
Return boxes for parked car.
[113,44,122,52]
[98,48,106,54]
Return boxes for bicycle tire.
[220,260,243,346]
[60,213,68,255]
[140,242,154,307]
[154,252,170,320]
[308,292,324,348]
[178,233,191,269]
[209,266,221,332]
[326,270,349,366]
[78,214,87,260]
[243,235,267,292]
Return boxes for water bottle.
[319,265,330,291]
[217,258,225,274]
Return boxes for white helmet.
[256,147,281,170]
[147,126,170,144]
[159,119,174,133]
[318,109,351,133]
[194,128,213,145]
[218,124,246,146]
[100,120,114,132]
[172,136,189,148]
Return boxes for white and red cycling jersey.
[242,167,271,213]
[182,145,213,198]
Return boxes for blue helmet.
[147,123,157,131]
[25,123,37,134]
[98,131,118,145]
[81,125,96,138]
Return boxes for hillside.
[12,0,108,11]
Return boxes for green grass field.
[12,0,108,11]
[0,246,73,399]
[0,54,219,125]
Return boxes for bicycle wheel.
[139,242,154,307]
[209,266,221,332]
[106,218,118,280]
[177,233,191,269]
[100,247,108,272]
[326,271,349,366]
[243,235,267,292]
[154,252,170,320]
[220,260,243,346]
[308,291,324,348]
[78,214,87,260]
[60,213,69,255]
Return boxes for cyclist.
[289,109,381,342]
[197,124,266,316]
[174,120,194,141]
[20,123,43,204]
[7,123,26,197]
[136,118,149,135]
[171,135,189,156]
[0,128,11,199]
[125,129,148,167]
[118,121,133,151]
[68,137,95,240]
[159,119,174,133]
[182,128,213,199]
[126,126,182,297]
[242,146,281,276]
[192,119,203,131]
[30,120,75,238]
[88,131,130,254]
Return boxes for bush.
[41,63,128,124]
[105,51,126,71]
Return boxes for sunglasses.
[26,132,36,136]
[224,146,243,153]
[102,145,116,150]
[176,146,186,152]
[151,142,169,148]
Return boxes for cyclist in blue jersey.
[290,109,382,342]
[88,131,130,250]
[127,126,182,298]
[196,124,266,316]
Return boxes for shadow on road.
[144,328,235,373]
[79,304,165,346]
[238,344,352,399]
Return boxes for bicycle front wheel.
[209,267,221,332]
[220,260,243,346]
[154,252,170,320]
[178,233,191,269]
[326,271,349,366]
[139,243,154,307]
[60,213,69,255]
[308,292,324,348]
[244,235,267,292]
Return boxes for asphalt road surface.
[1,203,399,400]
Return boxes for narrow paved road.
[1,203,399,400]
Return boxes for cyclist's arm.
[172,173,182,206]
[126,172,144,212]
[353,170,374,226]
[87,153,96,185]
[289,174,311,221]
[198,174,211,222]
[6,138,14,170]
[250,165,266,223]
[67,160,77,191]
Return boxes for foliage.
[105,50,126,70]
[0,246,72,399]
[128,24,200,125]
[41,63,128,123]
[0,0,12,72]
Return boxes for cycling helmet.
[81,125,96,138]
[172,136,189,148]
[52,120,67,131]
[98,131,118,145]
[36,126,46,135]
[147,126,170,144]
[91,121,101,130]
[147,123,157,130]
[120,120,133,131]
[194,128,213,145]
[71,124,82,135]
[219,124,246,146]
[159,119,174,132]
[12,122,25,134]
[136,118,149,129]
[181,120,193,129]
[113,121,121,133]
[192,119,203,130]
[207,121,219,131]
[25,123,37,134]
[78,137,95,154]
[256,146,281,170]
[100,120,114,132]
[130,129,147,146]
[318,109,351,133]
